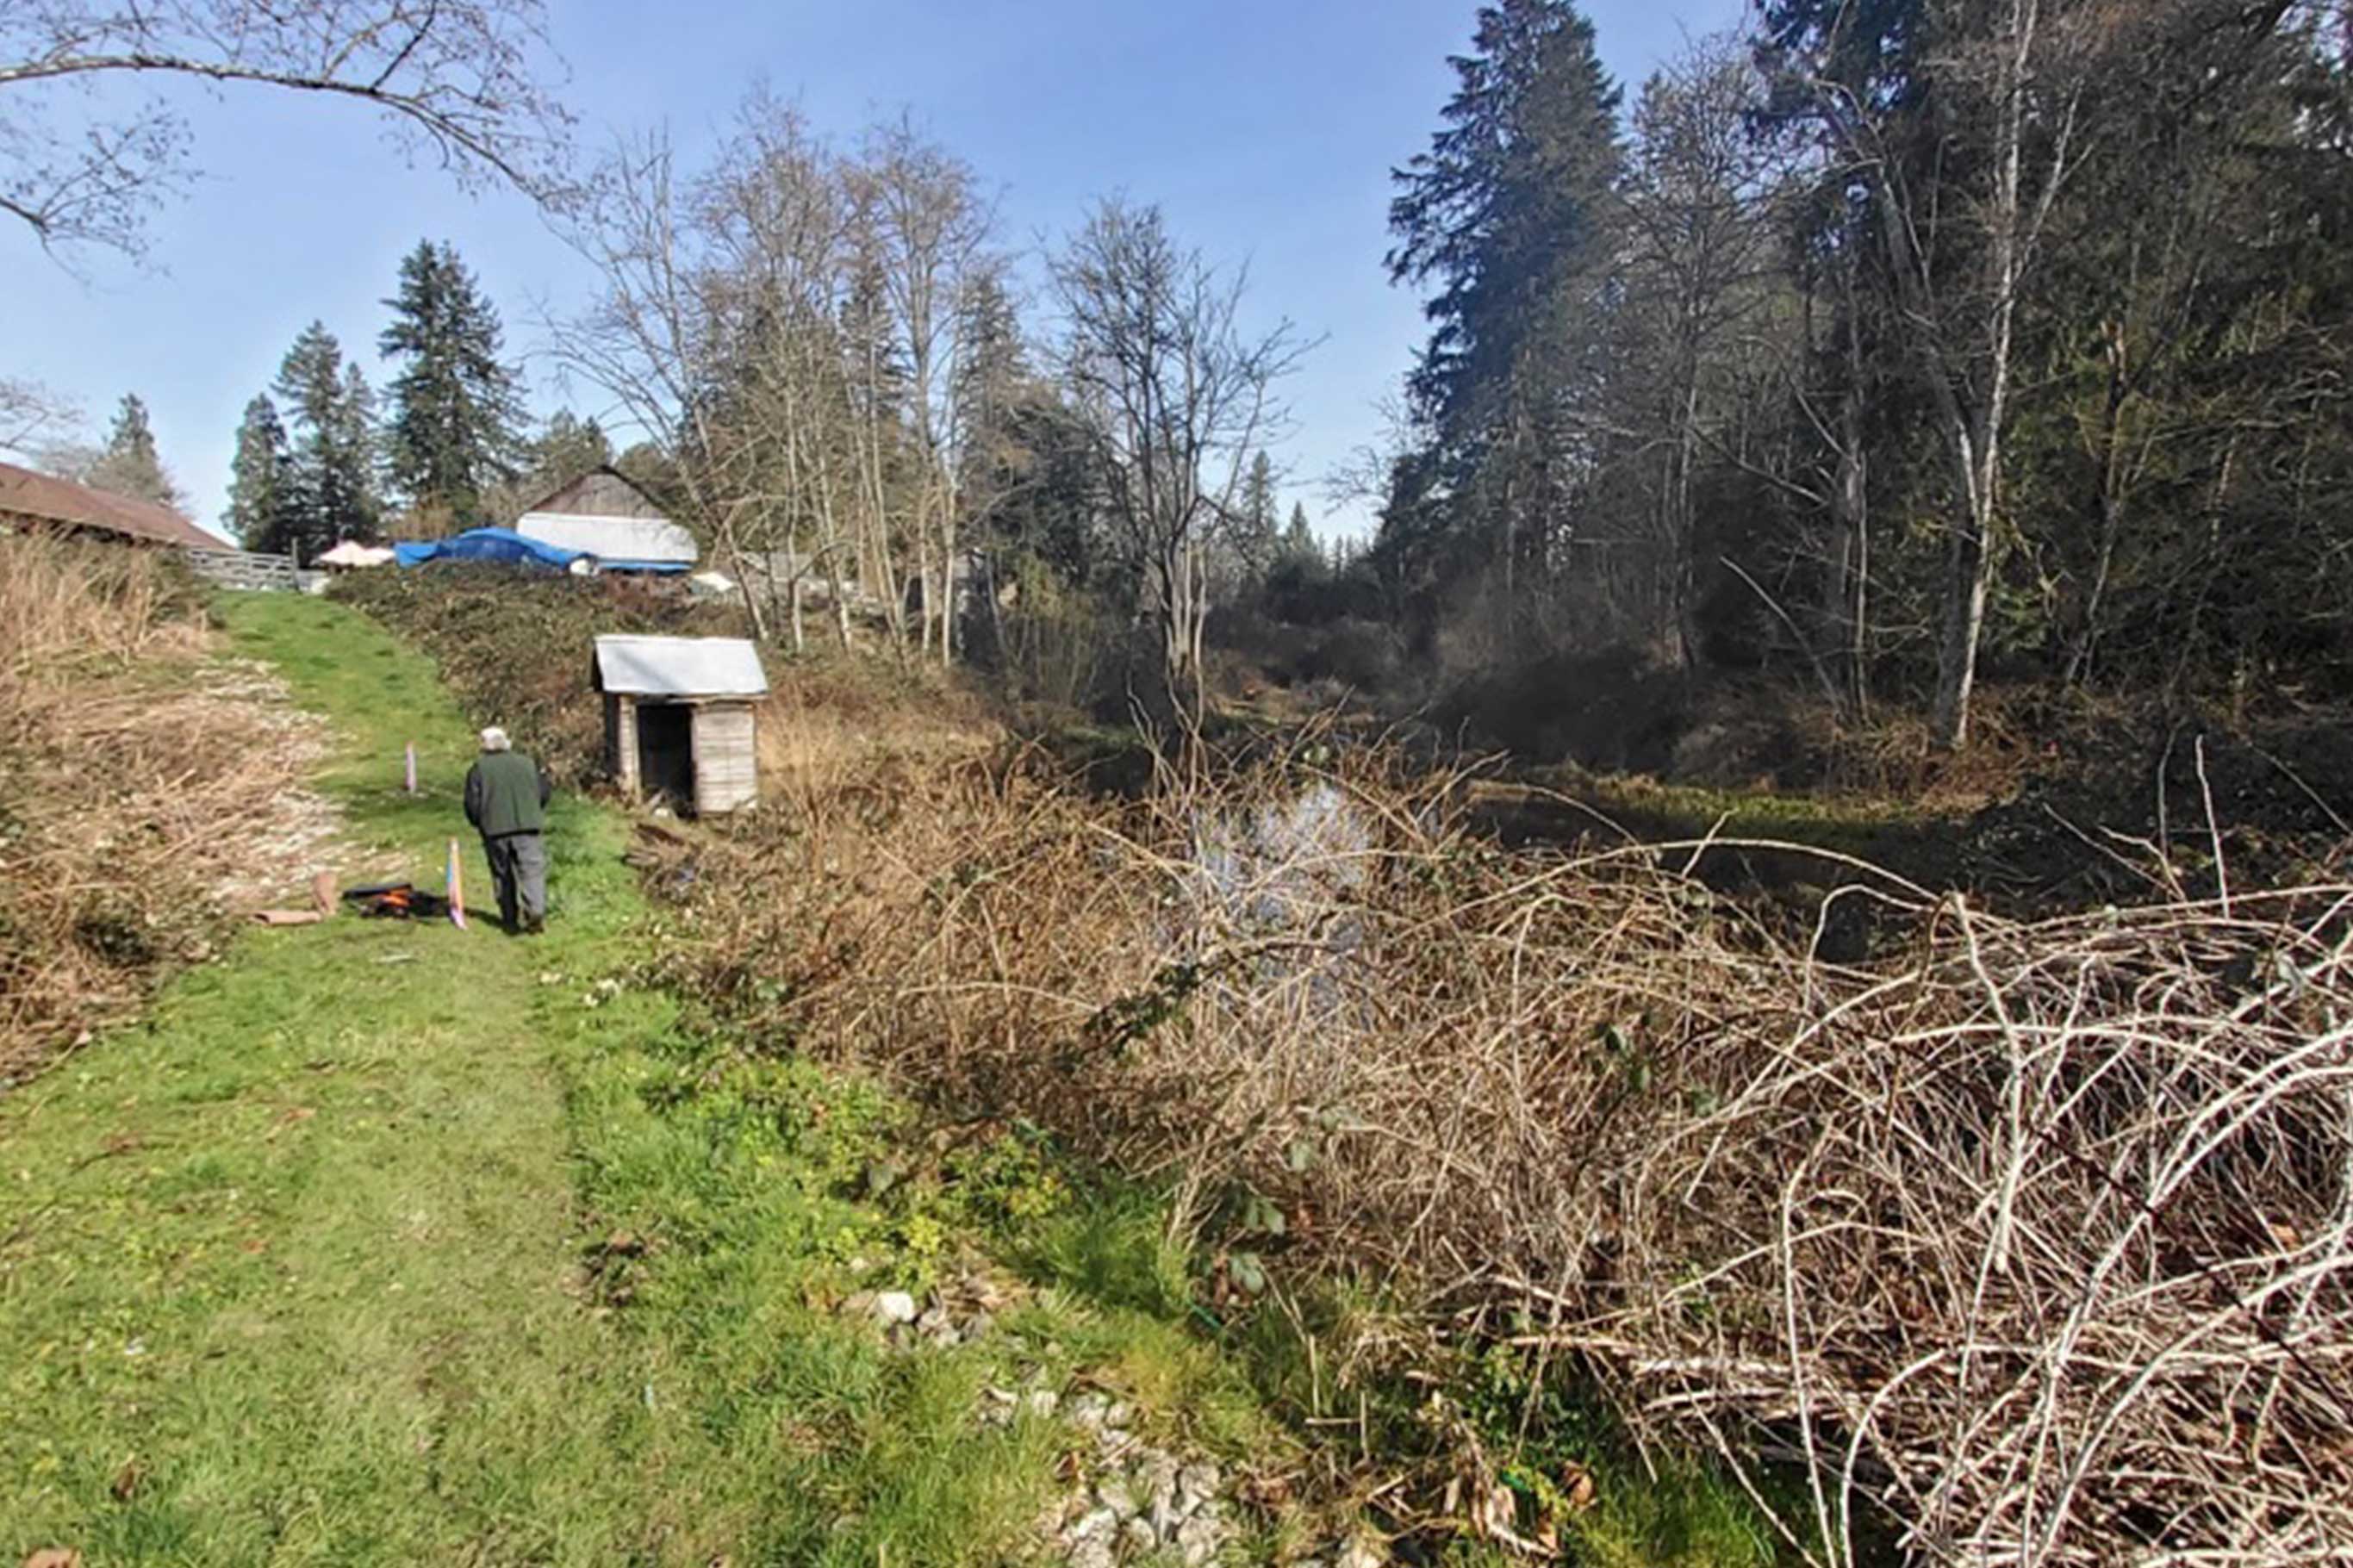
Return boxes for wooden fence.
[183,548,298,592]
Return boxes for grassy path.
[0,594,675,1560]
[3,592,1784,1568]
[3,594,1252,1565]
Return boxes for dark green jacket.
[464,751,551,838]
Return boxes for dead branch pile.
[0,537,329,1082]
[653,749,2353,1565]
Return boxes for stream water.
[1180,781,1379,991]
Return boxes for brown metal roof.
[0,460,226,549]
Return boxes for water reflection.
[1186,782,1371,963]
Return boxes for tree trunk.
[913,507,935,658]
[810,451,855,650]
[1829,289,1872,720]
[1669,370,1704,675]
[2168,437,2240,700]
[1823,383,1871,719]
[2064,322,2132,688]
[1928,0,2039,753]
[938,501,958,669]
[724,532,771,644]
[1928,468,1996,751]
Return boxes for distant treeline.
[1365,0,2353,750]
[166,1,2353,754]
[220,244,624,558]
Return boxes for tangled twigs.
[655,744,2353,1566]
[0,538,331,1081]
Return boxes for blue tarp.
[393,528,586,571]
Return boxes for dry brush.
[647,744,2353,1565]
[0,537,327,1083]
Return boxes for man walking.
[463,726,551,934]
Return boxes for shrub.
[643,734,2353,1565]
[339,564,1008,802]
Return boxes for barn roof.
[593,634,769,699]
[0,460,226,549]
[520,464,669,520]
[516,509,698,565]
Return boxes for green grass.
[2,591,1802,1567]
[0,594,1197,1565]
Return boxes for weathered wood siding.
[530,469,666,520]
[690,703,758,814]
[606,694,640,793]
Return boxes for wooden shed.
[592,634,769,815]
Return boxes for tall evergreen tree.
[380,240,526,524]
[273,321,383,554]
[224,395,296,550]
[86,393,182,507]
[1232,451,1280,578]
[1282,501,1317,563]
[1386,0,1626,596]
[953,270,1035,512]
[520,410,613,501]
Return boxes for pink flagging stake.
[447,838,467,930]
[405,742,418,793]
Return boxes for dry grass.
[754,652,1005,804]
[0,535,330,1082]
[644,730,2353,1566]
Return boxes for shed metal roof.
[593,634,769,699]
[517,510,698,564]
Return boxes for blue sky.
[5,0,1746,544]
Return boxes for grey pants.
[482,832,547,930]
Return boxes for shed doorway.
[635,702,694,807]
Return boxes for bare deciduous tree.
[695,93,861,650]
[1050,198,1301,721]
[547,128,775,639]
[855,119,1001,666]
[0,378,77,457]
[1615,39,1785,674]
[551,95,1014,664]
[1774,0,2126,748]
[1,0,572,261]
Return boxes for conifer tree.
[85,393,182,507]
[273,321,383,554]
[1386,0,1624,588]
[224,395,296,550]
[1232,451,1280,579]
[380,240,526,523]
[520,410,613,499]
[1282,500,1317,564]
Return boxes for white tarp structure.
[316,540,395,568]
[592,634,769,699]
[517,510,698,565]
